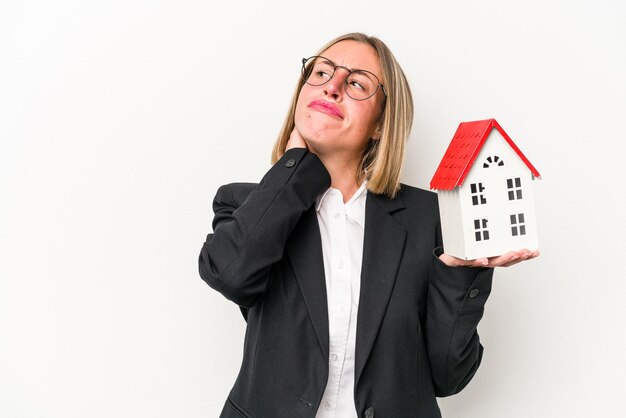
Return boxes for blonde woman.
[199,33,538,418]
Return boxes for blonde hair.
[271,32,414,198]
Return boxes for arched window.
[483,155,504,168]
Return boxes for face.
[294,40,385,161]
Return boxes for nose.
[322,67,349,100]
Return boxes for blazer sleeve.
[424,223,494,397]
[198,148,331,308]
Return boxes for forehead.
[320,40,382,77]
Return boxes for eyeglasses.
[301,56,386,101]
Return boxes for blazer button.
[364,407,375,418]
[285,159,296,168]
[469,288,480,298]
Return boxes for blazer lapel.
[286,206,329,361]
[355,191,407,385]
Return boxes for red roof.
[429,118,541,191]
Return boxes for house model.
[430,118,541,260]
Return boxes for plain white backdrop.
[1,0,625,417]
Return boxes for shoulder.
[367,183,439,223]
[371,183,441,240]
[397,183,439,213]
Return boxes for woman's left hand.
[286,127,309,151]
[439,249,540,268]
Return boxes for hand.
[439,249,540,268]
[286,127,308,151]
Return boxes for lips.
[308,100,344,119]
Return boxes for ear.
[371,125,382,141]
[370,110,384,140]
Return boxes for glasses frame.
[301,55,387,101]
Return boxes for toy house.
[430,118,541,260]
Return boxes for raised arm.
[198,148,330,308]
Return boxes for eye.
[348,80,366,90]
[314,70,331,79]
[348,71,374,93]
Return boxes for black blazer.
[199,148,494,418]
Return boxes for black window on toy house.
[470,182,487,205]
[507,177,523,200]
[510,213,527,236]
[474,218,490,241]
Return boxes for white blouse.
[314,181,367,418]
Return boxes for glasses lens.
[303,57,335,86]
[345,71,377,100]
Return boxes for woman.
[199,33,538,418]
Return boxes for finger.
[486,250,526,267]
[518,249,536,261]
[487,253,516,267]
[499,254,521,267]
[500,250,540,267]
[439,253,466,267]
[499,259,523,268]
[286,128,308,150]
[474,257,490,267]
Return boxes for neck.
[318,153,362,203]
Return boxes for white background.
[1,0,625,417]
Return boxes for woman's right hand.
[286,127,308,151]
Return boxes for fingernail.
[511,255,519,261]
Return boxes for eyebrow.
[318,56,381,80]
[316,57,335,66]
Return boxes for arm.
[425,196,540,397]
[424,245,494,397]
[198,148,331,308]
